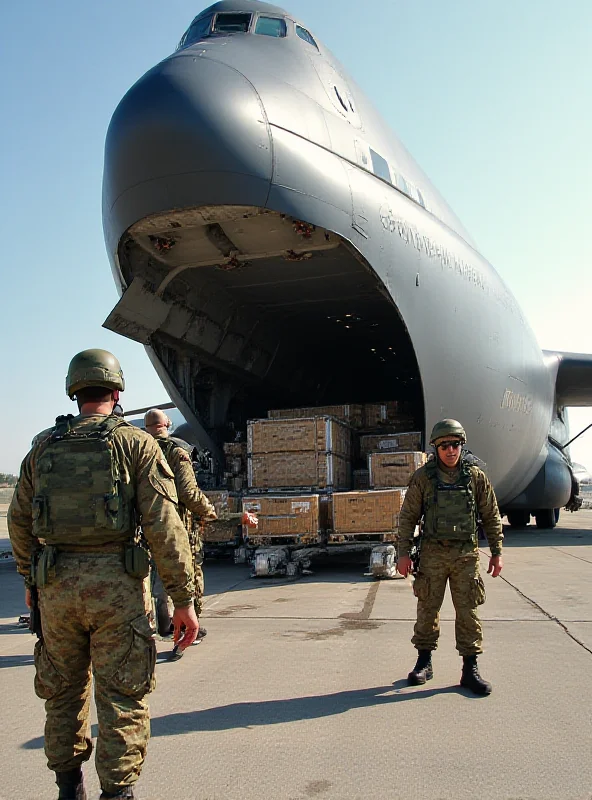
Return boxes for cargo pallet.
[245,533,322,548]
[327,531,398,544]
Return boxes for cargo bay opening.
[105,206,425,467]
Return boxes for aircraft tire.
[506,511,530,528]
[535,509,557,529]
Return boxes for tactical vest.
[32,415,135,545]
[423,458,477,542]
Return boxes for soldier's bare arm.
[7,453,36,584]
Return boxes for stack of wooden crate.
[212,399,428,550]
[247,416,352,491]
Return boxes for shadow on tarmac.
[0,653,34,668]
[502,529,592,547]
[21,682,484,749]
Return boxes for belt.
[55,543,126,554]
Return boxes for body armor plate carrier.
[32,415,134,545]
[423,458,477,542]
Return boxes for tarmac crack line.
[498,573,592,656]
[548,547,592,565]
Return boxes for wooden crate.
[363,401,414,429]
[202,491,241,543]
[268,404,364,428]
[248,416,351,457]
[332,489,406,534]
[359,432,422,458]
[368,451,426,488]
[248,451,350,490]
[242,494,323,544]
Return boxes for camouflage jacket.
[155,435,217,528]
[8,415,195,607]
[398,460,503,557]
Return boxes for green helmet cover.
[429,418,466,444]
[66,349,125,398]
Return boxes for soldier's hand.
[25,588,32,609]
[487,555,503,577]
[242,511,258,528]
[172,605,199,651]
[397,556,413,578]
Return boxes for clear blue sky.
[1,0,591,475]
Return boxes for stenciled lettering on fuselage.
[379,204,520,317]
[500,389,533,414]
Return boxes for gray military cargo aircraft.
[102,0,592,529]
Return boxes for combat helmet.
[429,419,466,445]
[66,349,125,398]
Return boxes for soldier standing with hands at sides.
[8,350,198,800]
[396,419,503,695]
[144,407,258,660]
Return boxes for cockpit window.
[296,25,318,50]
[255,16,287,37]
[179,16,212,49]
[213,13,252,33]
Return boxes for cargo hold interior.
[115,206,425,446]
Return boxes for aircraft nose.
[103,53,272,249]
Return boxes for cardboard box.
[248,416,351,457]
[332,489,406,534]
[242,494,324,541]
[269,404,364,428]
[359,432,422,458]
[368,451,426,488]
[248,451,350,490]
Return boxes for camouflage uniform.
[154,435,216,617]
[8,415,194,795]
[398,458,503,655]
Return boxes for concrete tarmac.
[1,507,591,800]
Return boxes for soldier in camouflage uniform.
[144,408,257,660]
[396,419,503,695]
[8,350,199,800]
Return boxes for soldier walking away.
[8,349,199,800]
[143,408,258,661]
[396,419,504,695]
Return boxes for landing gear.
[506,511,530,528]
[534,509,558,529]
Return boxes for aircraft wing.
[544,351,592,406]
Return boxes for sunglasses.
[437,441,462,451]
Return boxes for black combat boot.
[55,768,86,800]
[99,787,135,799]
[460,655,492,695]
[407,650,433,685]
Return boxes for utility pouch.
[36,546,58,589]
[124,543,151,580]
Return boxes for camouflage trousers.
[411,540,486,656]
[36,553,155,793]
